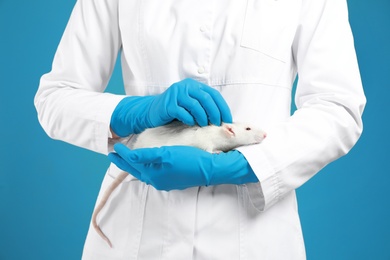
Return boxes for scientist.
[35,0,366,259]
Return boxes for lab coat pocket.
[83,177,149,259]
[241,0,299,62]
[107,163,137,183]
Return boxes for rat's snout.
[254,131,267,143]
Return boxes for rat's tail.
[91,171,129,248]
[92,217,113,248]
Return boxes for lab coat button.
[197,66,205,74]
[200,25,207,32]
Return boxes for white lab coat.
[34,0,366,259]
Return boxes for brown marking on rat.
[92,121,266,248]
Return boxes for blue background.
[0,0,389,259]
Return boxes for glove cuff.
[208,150,259,186]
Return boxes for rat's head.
[222,122,267,146]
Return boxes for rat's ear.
[222,124,235,137]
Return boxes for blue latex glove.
[110,78,232,137]
[108,143,259,191]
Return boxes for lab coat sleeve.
[34,0,125,154]
[239,0,366,211]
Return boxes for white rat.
[92,121,267,248]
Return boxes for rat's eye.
[246,127,251,131]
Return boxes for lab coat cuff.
[94,93,127,155]
[237,145,280,211]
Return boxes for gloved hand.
[108,143,259,191]
[110,78,232,137]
